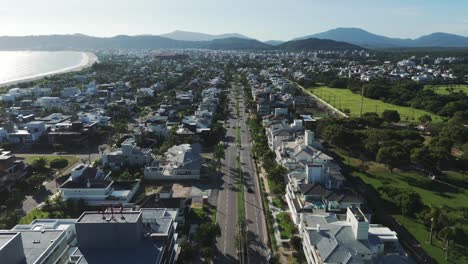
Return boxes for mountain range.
[1,27,467,51]
[159,30,250,41]
[0,34,363,51]
[295,28,468,48]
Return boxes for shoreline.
[0,52,98,88]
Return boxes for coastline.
[0,52,98,88]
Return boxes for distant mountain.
[295,28,468,48]
[295,28,409,48]
[413,32,468,47]
[0,34,197,50]
[277,38,364,51]
[159,30,251,41]
[206,37,271,50]
[264,40,284,46]
[0,34,364,51]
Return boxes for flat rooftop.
[0,232,17,249]
[77,211,141,224]
[72,238,164,264]
[20,230,63,264]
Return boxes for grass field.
[425,84,468,95]
[309,86,442,122]
[17,155,80,166]
[337,149,468,264]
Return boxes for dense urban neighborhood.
[0,45,467,264]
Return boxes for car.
[247,187,254,193]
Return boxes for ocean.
[0,51,93,86]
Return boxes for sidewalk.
[258,167,293,263]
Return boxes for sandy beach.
[0,52,98,88]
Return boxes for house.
[78,111,111,127]
[299,207,407,264]
[59,163,140,205]
[35,97,61,108]
[47,121,96,146]
[61,87,80,98]
[102,138,153,169]
[0,150,28,189]
[145,143,201,180]
[36,113,72,126]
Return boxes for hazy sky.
[2,0,468,40]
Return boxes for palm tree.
[213,143,225,171]
[439,225,457,261]
[426,206,441,245]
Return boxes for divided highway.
[216,82,269,263]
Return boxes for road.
[216,82,269,263]
[216,84,241,263]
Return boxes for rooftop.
[72,238,164,264]
[20,230,64,264]
[76,211,141,224]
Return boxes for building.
[102,138,153,169]
[59,163,140,205]
[35,97,61,108]
[0,207,179,264]
[145,143,201,180]
[0,150,28,189]
[0,218,76,264]
[299,207,407,264]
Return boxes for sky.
[1,0,468,41]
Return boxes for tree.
[213,143,225,171]
[177,240,196,264]
[439,225,458,260]
[418,114,432,131]
[376,145,409,172]
[290,236,302,252]
[425,206,441,245]
[439,124,468,144]
[194,222,221,247]
[382,110,401,124]
[362,112,383,127]
[31,157,49,174]
[410,146,436,173]
[462,143,468,163]
[428,136,454,166]
[49,158,68,170]
[399,191,423,217]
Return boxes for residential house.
[102,138,153,169]
[299,207,406,264]
[59,163,140,205]
[145,143,201,180]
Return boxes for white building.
[299,207,406,264]
[145,143,201,180]
[102,138,153,169]
[59,163,140,205]
[35,97,61,108]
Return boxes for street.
[216,82,269,263]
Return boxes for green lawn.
[18,155,80,167]
[19,209,51,224]
[425,84,468,95]
[309,86,442,122]
[337,150,468,264]
[277,212,296,240]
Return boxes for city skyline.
[1,0,468,41]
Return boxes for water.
[0,51,91,85]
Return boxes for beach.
[0,52,98,88]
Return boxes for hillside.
[160,30,251,41]
[206,37,271,50]
[277,38,364,51]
